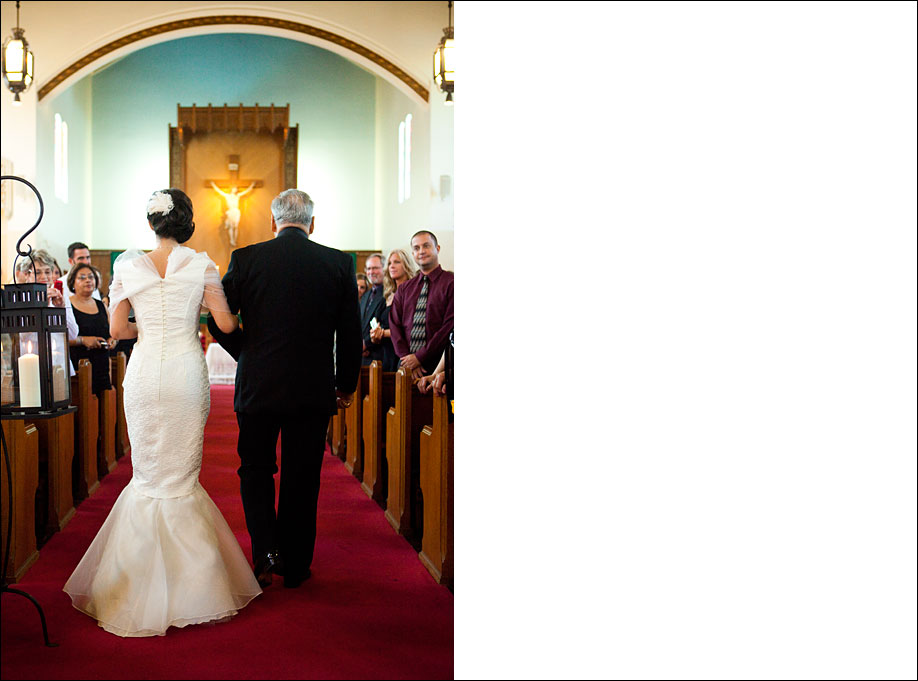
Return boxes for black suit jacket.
[359,285,387,364]
[208,227,362,416]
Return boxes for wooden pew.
[99,387,117,475]
[361,362,396,506]
[111,352,131,458]
[344,366,369,480]
[384,368,432,547]
[418,390,454,587]
[329,409,346,461]
[1,419,41,582]
[33,409,77,546]
[70,359,100,501]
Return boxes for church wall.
[428,91,455,272]
[87,34,376,253]
[33,77,93,265]
[0,85,38,284]
[0,2,445,103]
[374,78,442,267]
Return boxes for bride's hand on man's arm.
[210,309,239,335]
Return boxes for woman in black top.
[68,263,114,394]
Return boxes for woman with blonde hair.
[371,248,418,371]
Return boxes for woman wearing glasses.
[68,262,115,394]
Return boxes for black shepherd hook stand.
[1,174,58,647]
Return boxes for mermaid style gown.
[63,246,261,637]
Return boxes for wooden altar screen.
[169,104,298,275]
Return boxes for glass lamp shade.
[2,29,34,95]
[434,31,454,95]
[1,284,72,414]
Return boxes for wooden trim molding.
[38,15,429,102]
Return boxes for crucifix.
[205,155,264,247]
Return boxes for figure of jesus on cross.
[211,181,255,247]
[207,155,263,248]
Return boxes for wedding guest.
[360,253,386,366]
[356,272,369,299]
[14,259,34,282]
[67,263,114,394]
[59,241,102,306]
[23,249,65,307]
[52,259,63,281]
[18,250,79,377]
[417,330,454,405]
[389,231,454,380]
[370,247,417,371]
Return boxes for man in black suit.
[359,253,387,366]
[208,189,361,588]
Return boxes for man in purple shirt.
[389,231,454,381]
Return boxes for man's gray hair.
[271,189,314,227]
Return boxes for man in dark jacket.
[208,189,361,588]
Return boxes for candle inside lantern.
[18,341,41,408]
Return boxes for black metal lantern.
[1,284,72,414]
[1,175,70,415]
[433,1,454,103]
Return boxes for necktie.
[409,275,429,354]
[365,287,377,317]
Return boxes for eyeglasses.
[75,274,96,281]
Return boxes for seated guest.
[356,272,369,300]
[370,247,418,371]
[68,263,114,394]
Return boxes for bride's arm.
[110,299,138,339]
[203,262,239,335]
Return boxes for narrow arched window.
[398,113,412,204]
[54,113,69,203]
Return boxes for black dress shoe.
[283,568,312,589]
[254,552,279,588]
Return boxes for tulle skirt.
[63,480,261,637]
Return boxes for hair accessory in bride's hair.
[147,191,174,216]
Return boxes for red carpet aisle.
[1,386,453,680]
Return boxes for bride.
[63,188,261,637]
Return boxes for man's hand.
[400,353,421,371]
[336,390,354,409]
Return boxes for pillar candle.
[18,351,41,408]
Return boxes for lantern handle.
[1,175,44,281]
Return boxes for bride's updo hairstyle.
[146,188,195,243]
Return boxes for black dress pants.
[236,409,331,576]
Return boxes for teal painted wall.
[89,33,376,251]
[35,75,93,263]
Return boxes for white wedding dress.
[63,246,261,637]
